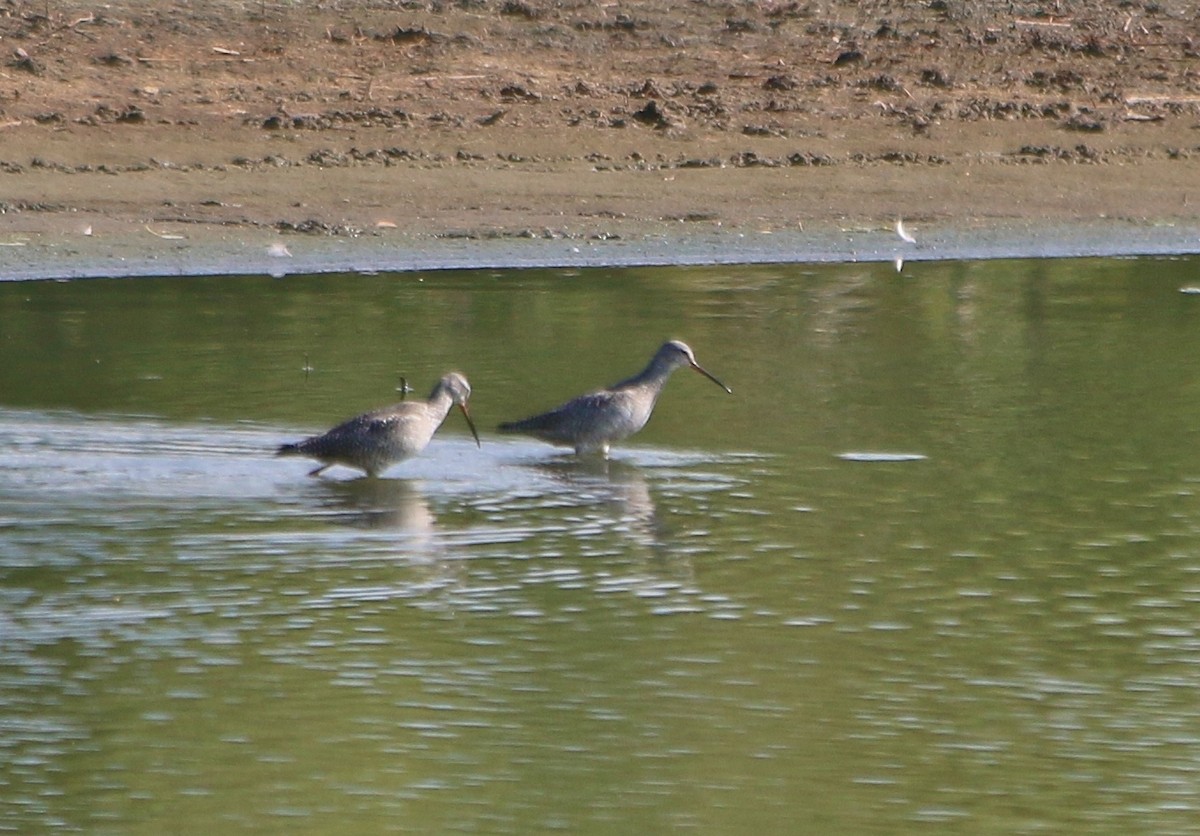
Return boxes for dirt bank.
[1,0,1198,276]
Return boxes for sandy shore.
[1,0,1197,277]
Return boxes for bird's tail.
[276,442,301,457]
[497,416,548,434]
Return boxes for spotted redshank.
[498,340,731,456]
[277,372,480,477]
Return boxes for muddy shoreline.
[1,1,1197,278]
[0,217,1196,283]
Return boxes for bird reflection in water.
[299,477,468,606]
[313,476,438,535]
[532,457,672,558]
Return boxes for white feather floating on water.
[838,451,928,463]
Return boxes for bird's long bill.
[692,362,733,394]
[459,404,482,447]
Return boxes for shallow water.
[3,257,1200,833]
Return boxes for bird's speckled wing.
[299,404,425,459]
[499,389,637,446]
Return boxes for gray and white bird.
[498,340,731,457]
[278,372,479,477]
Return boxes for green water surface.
[2,257,1200,833]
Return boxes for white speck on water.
[837,452,928,462]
